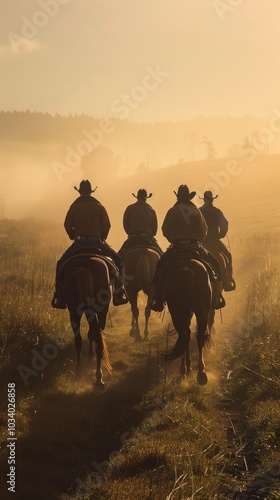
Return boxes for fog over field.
[1,1,280,243]
[1,138,279,250]
[1,2,280,498]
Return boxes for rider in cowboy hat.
[150,185,226,312]
[51,180,128,308]
[118,189,162,256]
[199,190,235,291]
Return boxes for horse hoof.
[135,335,143,343]
[130,329,136,338]
[197,371,208,385]
[143,335,150,342]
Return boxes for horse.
[63,255,112,388]
[163,258,212,385]
[122,247,160,341]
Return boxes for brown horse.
[122,247,160,341]
[63,256,111,388]
[163,258,212,385]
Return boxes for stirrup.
[212,294,226,310]
[113,289,129,306]
[149,298,164,312]
[224,280,236,292]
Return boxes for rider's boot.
[51,281,66,309]
[149,276,165,312]
[113,277,129,306]
[224,274,236,291]
[150,293,165,312]
[211,280,226,309]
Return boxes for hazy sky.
[1,0,280,121]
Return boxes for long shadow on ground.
[0,338,169,500]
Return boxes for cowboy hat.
[74,180,97,194]
[174,185,196,201]
[200,190,218,201]
[132,189,152,200]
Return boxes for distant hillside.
[18,154,279,250]
[1,111,280,244]
[1,110,278,172]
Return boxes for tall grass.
[0,219,70,380]
[219,241,280,498]
[1,222,279,499]
[224,269,280,474]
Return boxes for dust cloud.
[1,133,280,251]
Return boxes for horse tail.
[74,266,112,372]
[136,255,155,295]
[74,266,95,304]
[163,267,195,361]
[203,329,213,348]
[163,334,188,361]
[98,331,112,373]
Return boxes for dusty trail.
[0,307,168,500]
[0,243,270,500]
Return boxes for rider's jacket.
[199,203,228,244]
[123,200,158,236]
[162,201,207,243]
[64,195,111,240]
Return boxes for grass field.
[0,219,279,499]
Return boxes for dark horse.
[122,247,160,341]
[63,255,111,388]
[163,258,212,385]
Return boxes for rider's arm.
[162,209,173,242]
[64,206,75,240]
[100,206,111,240]
[151,209,158,236]
[218,212,229,239]
[123,206,130,235]
[197,210,208,241]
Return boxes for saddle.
[121,244,163,260]
[158,245,217,282]
[119,234,163,259]
[158,250,217,284]
[58,248,119,280]
[203,244,235,291]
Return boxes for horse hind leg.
[129,291,141,342]
[70,312,82,378]
[208,307,216,335]
[196,313,210,385]
[93,325,105,389]
[144,302,151,341]
[85,309,96,362]
[85,310,104,389]
[95,333,105,390]
[177,326,192,383]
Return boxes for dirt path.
[0,308,168,500]
[0,249,268,500]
